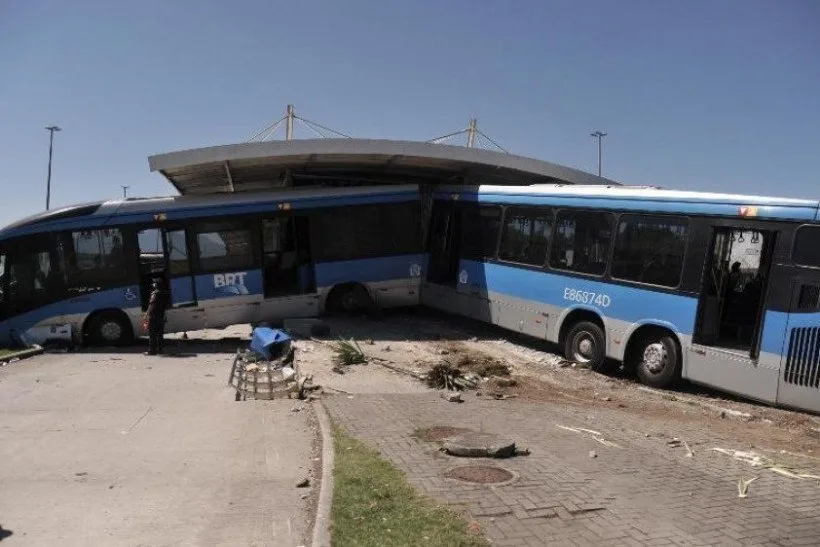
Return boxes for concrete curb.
[0,345,44,366]
[311,400,334,547]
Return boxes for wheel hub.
[100,321,122,342]
[571,333,596,363]
[642,343,667,374]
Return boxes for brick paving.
[324,393,820,546]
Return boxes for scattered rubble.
[441,392,463,403]
[425,363,480,391]
[229,327,318,401]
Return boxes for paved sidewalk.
[0,350,317,547]
[325,393,820,546]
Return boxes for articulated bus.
[0,184,423,348]
[423,184,820,413]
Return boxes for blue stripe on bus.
[0,285,141,345]
[436,193,818,222]
[0,191,419,239]
[459,259,820,358]
[458,259,699,335]
[315,254,424,287]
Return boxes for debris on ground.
[711,448,820,480]
[284,314,820,463]
[637,386,755,421]
[452,352,510,377]
[441,392,463,403]
[425,363,480,391]
[440,432,520,458]
[330,338,367,367]
[556,424,621,449]
[229,327,317,401]
[589,450,597,459]
[737,476,758,498]
[296,477,311,488]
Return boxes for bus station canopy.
[148,139,621,195]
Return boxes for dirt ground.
[288,309,820,470]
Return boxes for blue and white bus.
[423,184,820,413]
[0,184,423,348]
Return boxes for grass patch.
[0,348,18,359]
[331,338,367,367]
[331,424,489,547]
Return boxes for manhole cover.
[413,426,474,442]
[446,465,516,484]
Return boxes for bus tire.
[87,311,133,347]
[563,321,608,373]
[633,332,680,389]
[325,283,378,318]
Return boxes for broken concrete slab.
[441,432,517,458]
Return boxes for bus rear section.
[0,185,425,347]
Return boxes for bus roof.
[0,184,420,240]
[438,184,820,222]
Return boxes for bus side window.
[550,211,613,276]
[793,225,820,268]
[611,215,688,287]
[498,207,552,266]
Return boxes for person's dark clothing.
[146,285,169,355]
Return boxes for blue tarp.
[250,327,292,360]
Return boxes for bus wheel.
[633,333,680,389]
[88,312,133,347]
[564,321,607,372]
[326,283,378,317]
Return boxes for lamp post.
[45,125,62,210]
[122,185,129,198]
[590,130,607,177]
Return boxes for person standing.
[144,278,168,355]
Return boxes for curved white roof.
[148,138,621,195]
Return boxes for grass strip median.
[331,424,488,547]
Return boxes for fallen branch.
[556,424,621,449]
[711,448,820,480]
[369,357,426,380]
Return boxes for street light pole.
[122,185,129,199]
[45,125,62,210]
[590,130,607,177]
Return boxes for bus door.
[423,200,462,312]
[137,228,203,333]
[426,201,461,286]
[259,215,319,320]
[689,225,778,402]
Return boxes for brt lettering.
[214,272,247,288]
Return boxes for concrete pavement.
[326,393,820,546]
[0,349,317,547]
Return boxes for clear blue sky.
[1,0,818,226]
